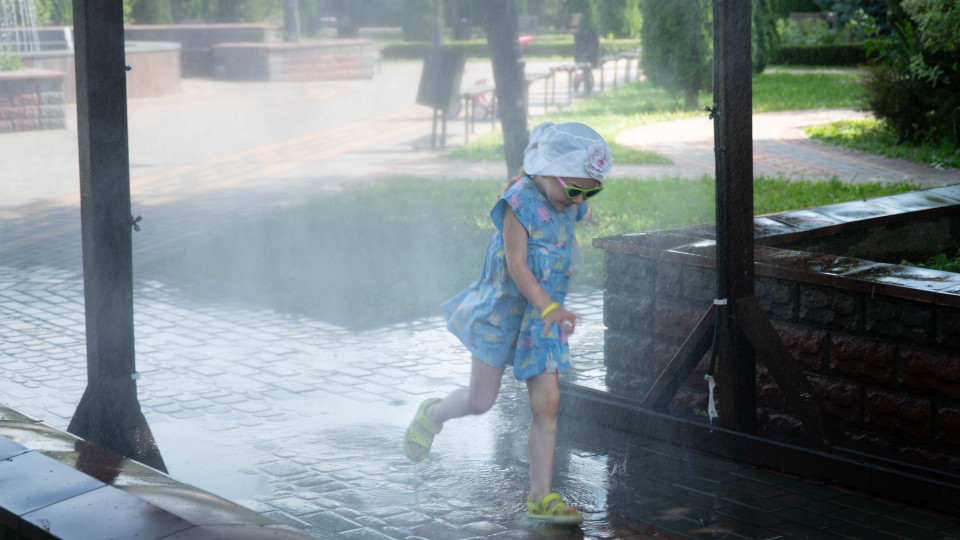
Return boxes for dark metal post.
[712,0,756,433]
[68,0,165,472]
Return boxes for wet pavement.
[2,60,960,539]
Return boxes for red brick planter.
[0,69,64,133]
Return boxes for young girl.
[403,121,612,525]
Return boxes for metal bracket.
[130,214,142,232]
[704,104,720,120]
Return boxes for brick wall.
[125,24,274,78]
[596,188,960,475]
[0,70,64,133]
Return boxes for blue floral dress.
[442,176,587,380]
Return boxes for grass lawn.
[446,70,864,163]
[807,118,960,169]
[162,175,917,329]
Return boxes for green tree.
[565,0,596,29]
[597,0,642,38]
[130,0,174,24]
[402,0,433,41]
[639,0,712,109]
[777,0,820,17]
[170,0,207,22]
[35,0,72,25]
[815,0,892,31]
[753,0,780,73]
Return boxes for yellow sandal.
[527,492,584,524]
[403,398,442,461]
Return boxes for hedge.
[773,43,867,66]
[379,38,642,60]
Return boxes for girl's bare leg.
[525,372,560,502]
[408,356,503,459]
[429,356,504,422]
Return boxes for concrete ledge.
[0,404,312,540]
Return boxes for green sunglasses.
[556,176,603,199]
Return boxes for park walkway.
[1,60,959,539]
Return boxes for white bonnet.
[522,122,613,181]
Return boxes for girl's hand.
[542,306,578,337]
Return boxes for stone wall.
[595,186,960,474]
[0,69,64,133]
[212,40,377,81]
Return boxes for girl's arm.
[503,206,577,334]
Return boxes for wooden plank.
[640,304,716,411]
[737,298,833,447]
[712,0,757,433]
[68,0,165,473]
[560,382,960,517]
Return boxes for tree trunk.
[482,0,528,178]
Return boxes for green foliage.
[778,16,865,46]
[638,0,712,109]
[773,43,867,65]
[859,3,960,146]
[124,0,282,23]
[908,250,960,273]
[776,0,821,17]
[596,0,642,38]
[753,0,781,73]
[814,0,892,30]
[130,0,174,24]
[34,0,72,25]
[565,0,596,29]
[900,0,960,54]
[807,118,960,168]
[773,12,873,66]
[402,0,434,41]
[0,47,23,71]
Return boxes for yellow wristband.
[540,302,560,320]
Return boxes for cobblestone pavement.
[2,61,960,539]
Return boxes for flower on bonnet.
[523,122,614,181]
[584,143,613,180]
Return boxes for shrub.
[0,47,23,72]
[773,43,867,65]
[859,5,960,146]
